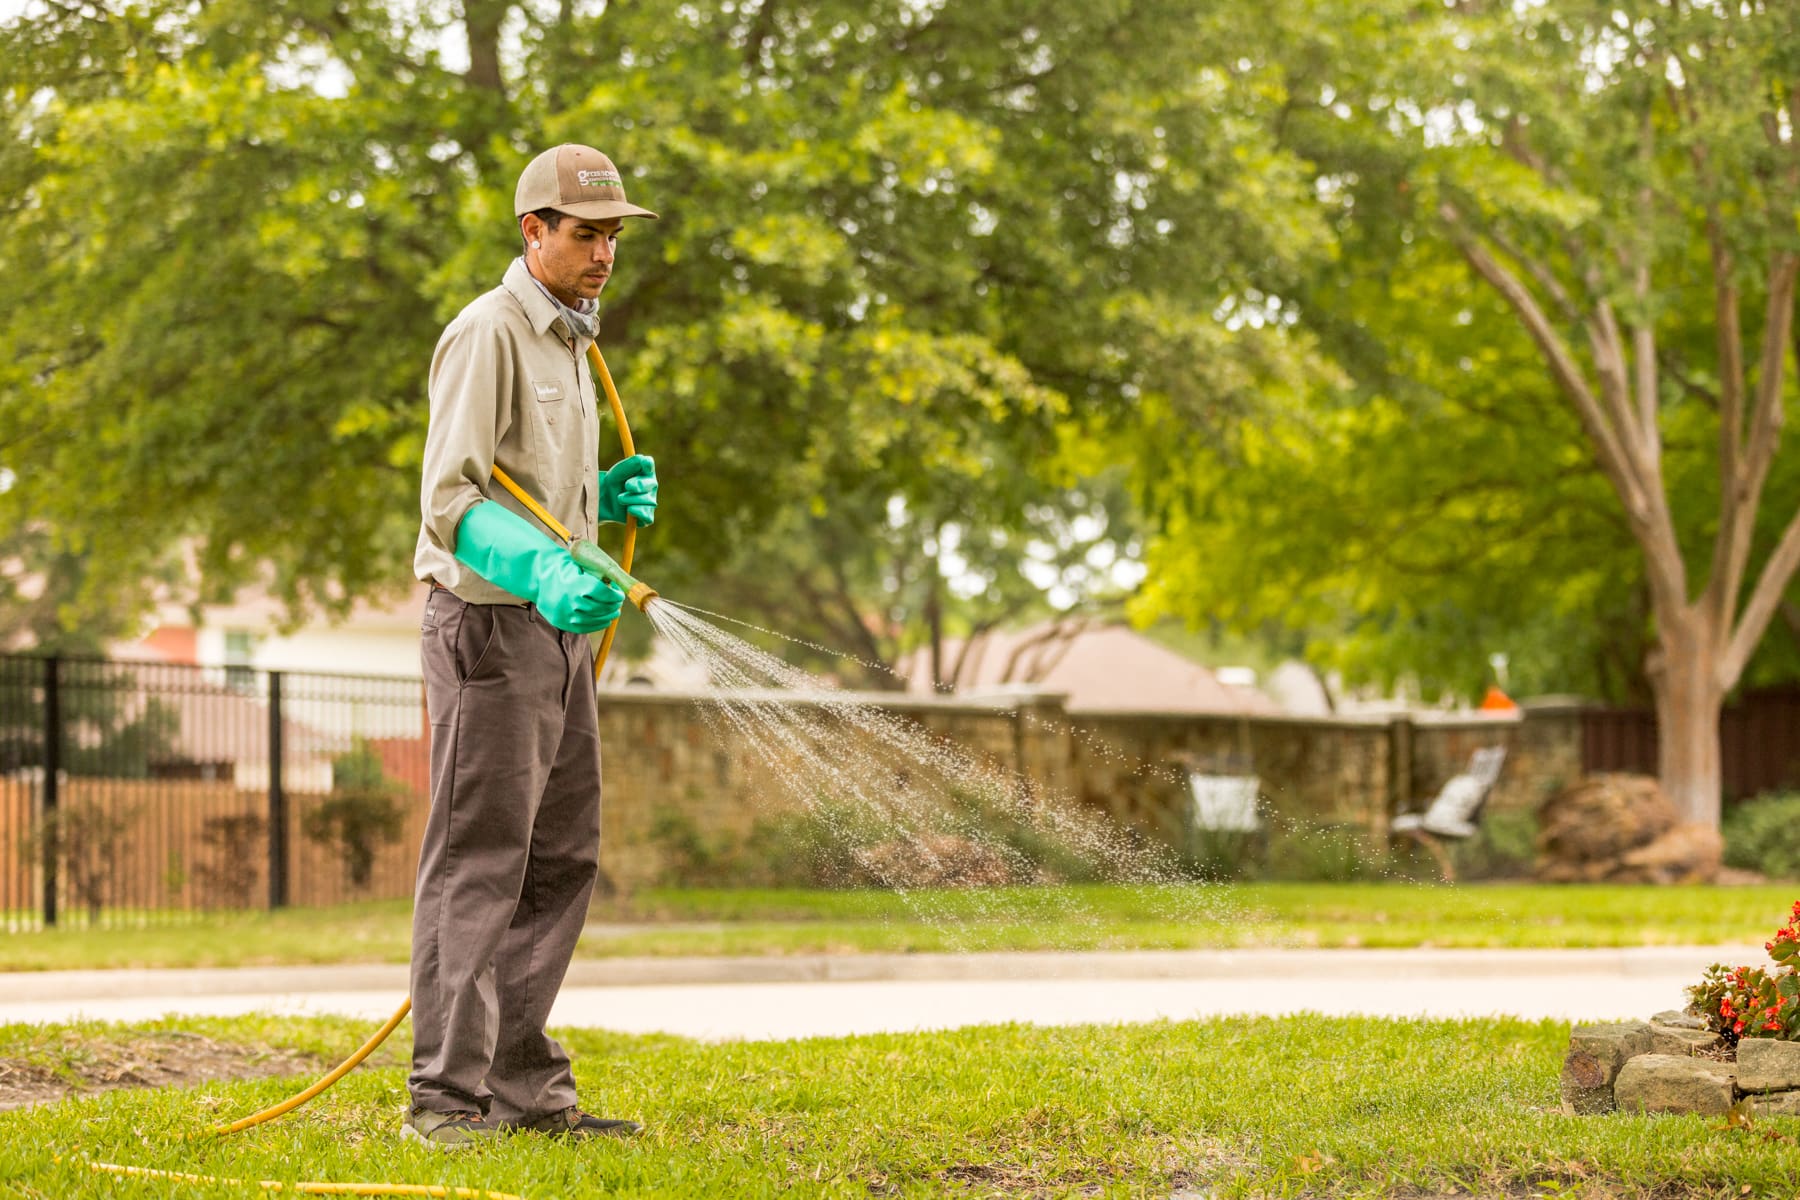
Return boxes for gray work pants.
[408,589,601,1121]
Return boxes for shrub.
[302,739,406,890]
[1688,901,1800,1044]
[1722,792,1800,880]
[1181,828,1264,882]
[1265,820,1381,883]
[940,787,1109,884]
[645,792,1117,890]
[21,800,137,922]
[196,813,265,909]
[1448,808,1538,881]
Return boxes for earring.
[531,240,541,249]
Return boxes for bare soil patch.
[0,1028,322,1111]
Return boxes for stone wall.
[1560,1017,1800,1117]
[0,693,1571,901]
[586,690,1588,888]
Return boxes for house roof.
[56,660,340,766]
[897,622,1279,715]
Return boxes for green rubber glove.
[597,454,658,526]
[453,501,624,633]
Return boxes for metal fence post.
[41,655,60,928]
[268,669,287,909]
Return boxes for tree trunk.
[925,565,944,691]
[1647,614,1726,827]
[463,0,509,94]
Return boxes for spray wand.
[489,462,659,614]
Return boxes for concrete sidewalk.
[0,945,1757,1039]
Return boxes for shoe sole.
[498,1121,642,1138]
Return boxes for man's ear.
[520,214,542,247]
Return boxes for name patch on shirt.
[531,379,566,402]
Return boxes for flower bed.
[1564,902,1800,1116]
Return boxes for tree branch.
[1709,251,1799,634]
[1481,222,1583,324]
[1439,206,1653,520]
[1585,299,1654,480]
[1658,351,1719,410]
[741,0,778,70]
[1632,106,1659,442]
[1723,504,1800,684]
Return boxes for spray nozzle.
[569,538,658,612]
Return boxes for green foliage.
[302,739,405,890]
[1722,793,1800,881]
[0,0,1325,678]
[7,0,1797,715]
[1131,0,1800,706]
[1448,809,1540,883]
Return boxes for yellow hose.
[487,346,639,685]
[80,1161,520,1199]
[587,342,638,683]
[205,999,413,1136]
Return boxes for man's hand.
[454,501,625,632]
[534,560,625,633]
[598,454,658,526]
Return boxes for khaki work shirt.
[414,258,603,604]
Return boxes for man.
[407,143,660,1149]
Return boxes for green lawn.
[1,881,1791,973]
[2,1012,1795,1198]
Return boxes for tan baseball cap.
[514,144,658,222]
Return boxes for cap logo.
[576,168,621,187]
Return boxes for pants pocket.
[453,604,502,685]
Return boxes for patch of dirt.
[0,1029,323,1112]
[919,1133,1250,1198]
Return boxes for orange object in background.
[1479,685,1518,711]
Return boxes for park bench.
[1390,745,1508,882]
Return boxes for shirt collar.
[502,257,598,341]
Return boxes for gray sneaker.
[401,1106,497,1150]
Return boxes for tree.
[1421,1,1800,825]
[1134,1,1800,826]
[0,0,1327,682]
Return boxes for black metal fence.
[0,654,428,931]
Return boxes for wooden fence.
[1580,687,1800,803]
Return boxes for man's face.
[525,214,624,305]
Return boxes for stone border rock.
[1562,1010,1800,1115]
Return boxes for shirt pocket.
[525,377,581,491]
